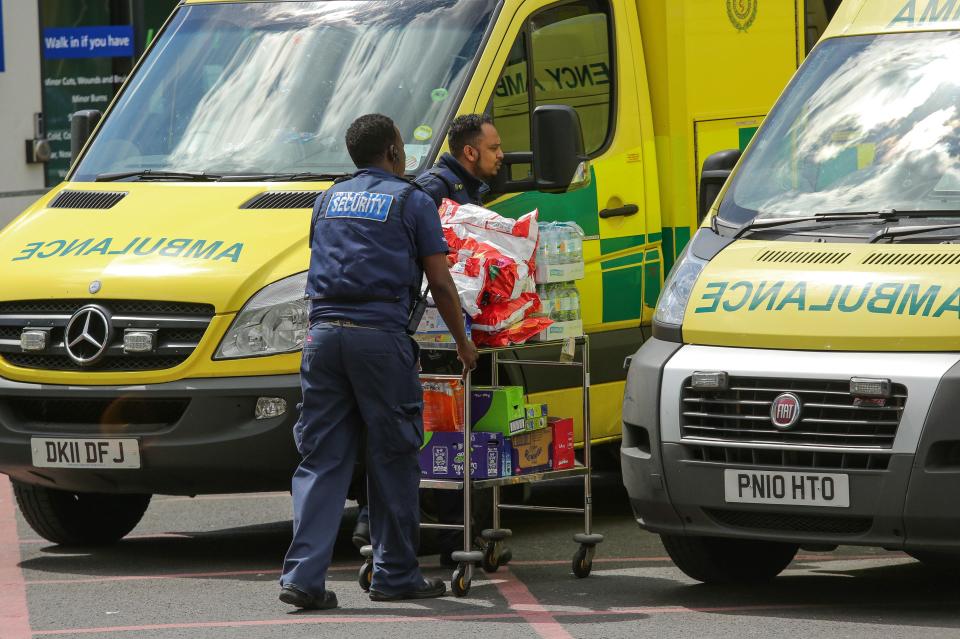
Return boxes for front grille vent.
[5,397,189,426]
[241,191,322,210]
[755,249,850,265]
[49,191,127,209]
[681,376,907,449]
[862,251,960,266]
[684,444,890,471]
[0,299,214,372]
[704,508,872,535]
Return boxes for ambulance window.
[492,0,613,164]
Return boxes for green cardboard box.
[471,386,526,436]
[524,416,548,431]
[524,403,548,419]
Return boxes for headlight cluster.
[215,272,308,359]
[653,247,707,327]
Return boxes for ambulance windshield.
[720,31,960,224]
[72,0,497,181]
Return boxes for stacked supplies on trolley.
[534,222,585,342]
[418,380,575,479]
[437,199,552,347]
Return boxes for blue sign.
[42,25,134,60]
[0,1,5,73]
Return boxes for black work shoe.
[369,577,446,601]
[351,519,371,550]
[279,584,338,610]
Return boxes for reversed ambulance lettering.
[12,238,244,262]
[695,281,960,318]
[891,0,960,27]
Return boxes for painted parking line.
[493,567,574,639]
[0,478,32,639]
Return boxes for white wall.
[0,0,47,231]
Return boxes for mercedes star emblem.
[89,280,102,294]
[64,305,112,366]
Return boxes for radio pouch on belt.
[406,285,429,336]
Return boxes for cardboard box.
[549,417,575,470]
[414,308,471,350]
[471,386,526,436]
[524,403,548,419]
[419,431,507,479]
[532,319,583,342]
[510,427,553,475]
[535,260,584,284]
[524,416,547,431]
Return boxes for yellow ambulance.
[0,0,806,544]
[623,0,960,582]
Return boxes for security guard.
[351,114,504,554]
[279,114,478,610]
[416,113,504,207]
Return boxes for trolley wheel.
[572,544,594,579]
[482,542,503,573]
[358,560,373,592]
[452,563,471,597]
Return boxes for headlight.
[653,247,707,326]
[215,272,308,359]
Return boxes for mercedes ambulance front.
[622,0,960,583]
[0,0,504,545]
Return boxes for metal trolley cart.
[358,335,603,597]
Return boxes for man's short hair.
[448,113,494,158]
[346,114,397,167]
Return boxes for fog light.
[256,397,287,420]
[691,371,729,391]
[850,377,891,398]
[20,329,50,352]
[123,330,157,354]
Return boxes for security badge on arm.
[325,191,394,222]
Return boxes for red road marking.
[492,567,574,639]
[0,476,32,639]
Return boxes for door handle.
[598,204,639,219]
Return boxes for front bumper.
[621,340,960,552]
[0,374,302,495]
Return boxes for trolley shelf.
[420,463,588,490]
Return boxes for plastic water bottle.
[569,228,583,264]
[569,285,581,321]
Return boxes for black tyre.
[451,564,471,597]
[907,550,960,573]
[660,534,798,584]
[13,481,151,546]
[358,560,373,592]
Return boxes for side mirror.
[532,105,589,192]
[488,104,589,196]
[70,110,102,164]
[698,149,741,224]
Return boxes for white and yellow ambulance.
[0,0,807,544]
[623,0,960,582]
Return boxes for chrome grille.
[680,376,907,449]
[0,300,214,372]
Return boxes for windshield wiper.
[219,172,348,182]
[869,222,960,243]
[95,169,220,182]
[731,212,882,239]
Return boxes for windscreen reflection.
[73,0,496,181]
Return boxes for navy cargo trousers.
[280,322,425,596]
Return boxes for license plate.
[723,469,849,508]
[31,438,141,469]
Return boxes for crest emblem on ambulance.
[727,0,758,32]
[770,393,801,430]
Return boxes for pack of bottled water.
[535,222,585,284]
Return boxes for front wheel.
[13,481,151,546]
[660,534,798,584]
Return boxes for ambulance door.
[484,0,658,335]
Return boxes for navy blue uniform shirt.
[307,167,447,331]
[414,152,488,207]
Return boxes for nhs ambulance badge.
[727,0,758,32]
